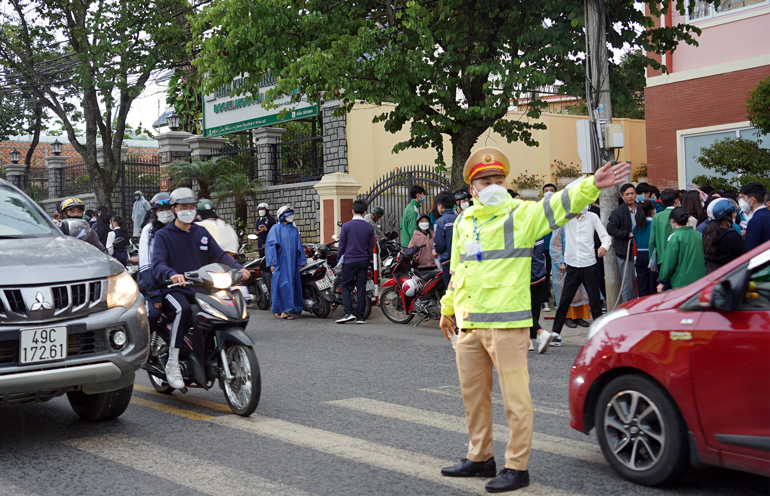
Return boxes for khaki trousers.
[456,327,533,470]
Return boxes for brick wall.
[0,141,158,171]
[645,65,770,190]
[322,104,348,174]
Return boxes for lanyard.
[471,215,497,262]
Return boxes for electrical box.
[604,123,625,149]
[576,120,596,173]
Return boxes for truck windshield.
[0,183,56,237]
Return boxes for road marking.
[133,384,233,413]
[420,387,570,418]
[207,415,582,496]
[325,398,606,466]
[0,478,38,496]
[130,396,214,420]
[64,434,314,496]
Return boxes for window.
[743,264,770,309]
[682,126,768,185]
[687,0,769,21]
[0,183,56,237]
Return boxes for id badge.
[465,240,482,259]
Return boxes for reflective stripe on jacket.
[440,177,601,329]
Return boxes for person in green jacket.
[400,185,426,247]
[648,188,680,273]
[657,207,706,292]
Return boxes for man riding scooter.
[151,187,250,389]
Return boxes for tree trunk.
[449,128,484,191]
[235,198,248,229]
[24,104,43,175]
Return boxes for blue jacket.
[531,237,546,284]
[434,209,457,261]
[746,207,770,251]
[152,222,242,296]
[338,217,374,264]
[266,222,307,314]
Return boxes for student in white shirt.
[551,206,611,338]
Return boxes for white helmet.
[257,203,268,210]
[169,187,197,205]
[276,205,294,220]
[402,278,420,297]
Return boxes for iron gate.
[357,164,450,233]
[121,157,160,234]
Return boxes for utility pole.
[584,0,623,310]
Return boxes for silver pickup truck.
[0,179,149,420]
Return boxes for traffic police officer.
[439,147,630,492]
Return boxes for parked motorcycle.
[242,234,271,311]
[142,263,261,416]
[312,241,374,320]
[300,259,334,318]
[380,245,447,327]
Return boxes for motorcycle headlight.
[383,258,392,268]
[586,308,630,342]
[199,299,228,320]
[208,271,233,289]
[106,270,139,309]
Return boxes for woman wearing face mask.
[408,214,438,270]
[105,214,129,266]
[255,202,276,257]
[702,198,746,274]
[138,193,174,331]
[657,207,706,292]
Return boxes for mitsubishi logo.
[30,292,53,311]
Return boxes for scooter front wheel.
[148,372,175,394]
[220,344,261,416]
[311,287,331,318]
[380,287,414,324]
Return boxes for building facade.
[645,0,770,189]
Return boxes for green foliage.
[692,137,770,191]
[633,163,648,182]
[213,171,263,227]
[511,171,546,190]
[167,67,202,134]
[551,160,583,178]
[746,76,770,137]
[166,156,236,199]
[192,0,707,190]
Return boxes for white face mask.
[285,214,295,224]
[418,222,430,230]
[258,210,266,217]
[739,198,751,213]
[157,210,175,224]
[176,209,197,224]
[460,201,470,211]
[476,184,508,207]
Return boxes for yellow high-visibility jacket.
[440,177,601,329]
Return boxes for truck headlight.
[106,271,139,309]
[586,308,630,342]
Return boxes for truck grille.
[0,279,106,322]
[0,325,110,368]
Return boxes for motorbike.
[242,234,271,311]
[300,258,334,318]
[380,244,448,327]
[142,263,261,416]
[114,236,139,280]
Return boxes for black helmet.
[454,190,471,201]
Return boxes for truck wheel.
[594,375,689,486]
[67,384,134,421]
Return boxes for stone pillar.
[184,134,227,161]
[3,162,25,189]
[96,146,129,167]
[155,131,192,165]
[322,100,348,175]
[44,155,68,199]
[313,172,362,244]
[253,127,286,186]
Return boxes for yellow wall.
[347,103,647,193]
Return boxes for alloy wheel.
[603,390,666,471]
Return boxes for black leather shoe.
[565,318,577,328]
[575,318,590,327]
[485,469,530,493]
[441,458,496,478]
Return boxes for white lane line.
[420,387,570,418]
[0,478,38,496]
[63,434,315,496]
[207,415,583,496]
[325,398,606,466]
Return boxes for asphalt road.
[1,306,768,496]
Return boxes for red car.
[569,240,770,486]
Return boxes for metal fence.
[357,164,450,233]
[60,163,93,198]
[20,169,50,204]
[209,141,259,179]
[120,157,161,234]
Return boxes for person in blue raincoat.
[266,205,307,320]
